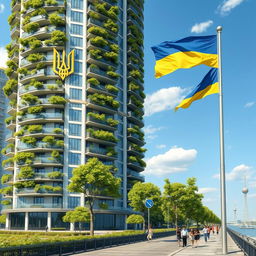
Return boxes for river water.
[229,225,256,239]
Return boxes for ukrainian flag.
[175,68,219,111]
[152,35,218,78]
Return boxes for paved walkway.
[76,232,244,256]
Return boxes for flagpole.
[217,26,228,255]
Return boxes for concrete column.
[47,212,51,231]
[5,213,10,230]
[24,212,29,231]
[124,215,127,230]
[70,222,74,231]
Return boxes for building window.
[69,138,81,150]
[69,74,82,87]
[71,11,83,23]
[70,88,82,100]
[52,197,62,205]
[69,109,81,121]
[68,196,80,209]
[70,24,83,35]
[33,197,44,204]
[70,36,83,47]
[69,103,82,108]
[71,48,83,60]
[69,123,81,136]
[68,167,74,179]
[71,0,83,9]
[68,152,81,165]
[74,61,82,73]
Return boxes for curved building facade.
[1,0,145,230]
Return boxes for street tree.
[63,206,90,230]
[128,182,163,228]
[68,158,121,235]
[126,214,144,229]
[0,214,6,224]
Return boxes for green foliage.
[104,52,118,63]
[51,150,60,159]
[47,171,63,179]
[63,207,90,224]
[14,152,35,164]
[88,26,108,38]
[99,202,108,210]
[48,96,66,104]
[88,112,105,121]
[87,128,117,142]
[18,166,35,179]
[14,129,24,137]
[128,155,146,167]
[53,128,63,134]
[20,136,37,145]
[27,106,43,114]
[87,78,100,86]
[49,13,65,26]
[27,125,43,133]
[29,39,42,50]
[8,12,17,25]
[106,118,119,127]
[17,67,28,75]
[21,94,39,105]
[68,158,121,235]
[106,147,117,156]
[105,84,118,93]
[103,19,118,33]
[15,180,36,189]
[3,79,18,96]
[1,174,13,184]
[129,70,143,80]
[24,0,44,9]
[106,71,119,78]
[45,31,67,46]
[23,22,39,33]
[126,214,144,224]
[6,60,18,71]
[55,140,64,147]
[88,93,119,109]
[110,44,119,53]
[89,49,103,60]
[0,186,13,195]
[1,200,11,205]
[29,79,44,89]
[90,36,108,47]
[2,157,14,167]
[42,136,55,144]
[0,215,6,224]
[27,53,44,63]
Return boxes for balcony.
[23,127,64,138]
[10,26,20,39]
[85,147,117,160]
[20,69,58,84]
[7,105,16,115]
[127,47,143,63]
[19,84,64,96]
[127,132,144,146]
[6,132,15,143]
[1,205,13,210]
[127,16,144,33]
[18,172,63,182]
[87,98,117,115]
[3,162,14,171]
[127,99,144,113]
[18,113,64,125]
[12,1,21,12]
[87,53,117,70]
[127,4,144,20]
[87,67,118,85]
[127,89,144,103]
[87,18,117,37]
[16,188,62,196]
[5,147,15,157]
[86,115,116,131]
[22,26,65,40]
[32,157,63,167]
[20,55,53,69]
[127,111,144,127]
[17,203,63,209]
[86,83,117,97]
[86,131,117,146]
[127,169,145,182]
[17,141,64,153]
[128,146,145,158]
[6,120,16,130]
[19,98,65,111]
[127,160,144,172]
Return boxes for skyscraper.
[1,0,145,230]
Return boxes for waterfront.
[229,225,256,238]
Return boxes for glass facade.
[2,0,145,231]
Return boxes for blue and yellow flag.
[175,68,219,111]
[151,35,218,78]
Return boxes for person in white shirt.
[202,226,208,242]
[181,227,188,247]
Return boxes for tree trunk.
[89,203,94,236]
[175,206,178,229]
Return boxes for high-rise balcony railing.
[127,132,144,146]
[127,4,144,20]
[23,127,64,137]
[127,160,144,172]
[86,132,117,146]
[87,53,117,70]
[18,113,64,125]
[86,115,116,131]
[127,16,144,33]
[19,98,65,111]
[11,26,20,38]
[16,188,62,195]
[87,98,117,115]
[128,146,145,158]
[17,142,64,152]
[17,203,63,209]
[20,69,58,83]
[85,147,117,160]
[127,111,144,127]
[127,169,145,182]
[32,157,63,166]
[86,83,118,97]
[20,55,53,69]
[87,18,117,37]
[3,162,14,171]
[87,67,118,85]
[19,84,64,96]
[22,26,65,40]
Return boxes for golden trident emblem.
[53,48,75,80]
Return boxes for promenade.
[76,232,244,256]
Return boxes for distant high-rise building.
[1,0,145,230]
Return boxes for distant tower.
[242,176,249,224]
[233,206,237,224]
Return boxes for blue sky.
[0,0,256,221]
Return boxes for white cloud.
[198,187,217,194]
[156,144,166,149]
[0,47,7,68]
[144,125,164,135]
[203,198,217,203]
[244,102,255,108]
[218,0,246,15]
[213,164,253,181]
[191,20,213,34]
[145,146,197,176]
[144,87,187,117]
[0,4,4,13]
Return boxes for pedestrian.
[207,226,210,239]
[190,228,195,248]
[176,227,181,247]
[181,226,188,247]
[212,225,215,234]
[147,225,153,241]
[195,229,200,247]
[202,226,208,242]
[216,225,219,235]
[45,225,48,232]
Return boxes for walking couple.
[177,227,200,248]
